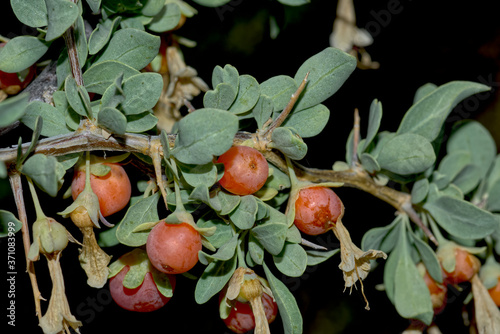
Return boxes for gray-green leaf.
[0,36,49,73]
[377,133,435,175]
[424,196,498,240]
[397,81,490,141]
[293,47,356,111]
[171,108,238,165]
[45,0,79,41]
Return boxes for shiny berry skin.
[71,163,132,217]
[109,266,175,312]
[220,292,278,334]
[293,187,343,235]
[146,222,202,274]
[442,248,480,285]
[216,146,269,195]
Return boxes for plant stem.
[351,108,360,167]
[9,172,43,321]
[63,0,83,86]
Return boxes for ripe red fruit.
[442,247,481,285]
[216,146,269,196]
[220,292,278,334]
[146,222,202,274]
[293,186,343,235]
[109,265,175,312]
[71,163,132,217]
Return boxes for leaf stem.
[351,108,360,167]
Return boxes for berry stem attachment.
[26,176,47,221]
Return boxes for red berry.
[220,292,278,333]
[488,278,500,307]
[71,162,132,217]
[109,266,175,312]
[293,187,343,235]
[216,146,269,195]
[442,248,480,285]
[146,222,202,274]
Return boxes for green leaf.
[394,244,434,325]
[178,162,218,188]
[270,127,308,161]
[100,73,125,109]
[0,210,22,238]
[85,0,101,13]
[0,161,6,178]
[203,83,236,110]
[252,95,274,129]
[0,93,29,128]
[75,15,88,67]
[216,190,240,215]
[487,181,500,212]
[11,0,48,28]
[97,107,127,135]
[228,195,258,230]
[21,101,71,137]
[452,164,482,194]
[141,0,164,16]
[437,151,471,181]
[282,104,330,138]
[96,28,161,70]
[361,215,404,253]
[273,242,308,277]
[0,36,49,73]
[413,83,438,104]
[251,217,287,255]
[228,75,260,115]
[21,154,63,197]
[248,233,264,265]
[171,108,239,165]
[377,133,436,175]
[116,193,160,246]
[190,0,232,7]
[408,231,443,284]
[397,81,490,141]
[197,216,233,249]
[362,99,383,151]
[120,72,163,115]
[212,64,239,89]
[194,255,237,304]
[199,234,238,265]
[261,75,297,113]
[305,248,339,266]
[424,196,498,240]
[447,120,497,182]
[65,76,92,118]
[45,0,79,41]
[148,3,182,32]
[293,47,356,111]
[359,152,380,173]
[126,111,158,133]
[88,17,122,55]
[278,0,310,5]
[411,178,429,204]
[263,262,303,334]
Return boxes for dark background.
[2,0,500,333]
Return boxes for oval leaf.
[377,133,436,175]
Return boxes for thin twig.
[351,108,360,166]
[260,72,309,139]
[9,172,43,320]
[63,0,83,86]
